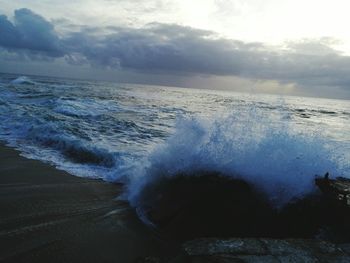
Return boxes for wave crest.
[10,76,36,85]
[128,110,348,208]
[30,132,116,167]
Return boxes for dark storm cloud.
[69,25,350,91]
[0,9,63,57]
[1,8,350,94]
[62,23,253,74]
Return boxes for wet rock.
[138,238,350,262]
[339,244,350,254]
[180,238,350,263]
[134,256,164,263]
[315,175,350,206]
[184,238,267,256]
[137,173,278,240]
[137,172,350,242]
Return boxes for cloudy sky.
[1,0,350,99]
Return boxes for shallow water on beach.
[0,73,349,207]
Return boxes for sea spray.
[128,109,347,208]
[0,73,349,208]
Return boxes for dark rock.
[137,172,278,240]
[339,243,350,254]
[184,238,267,256]
[134,256,164,263]
[180,238,350,263]
[315,175,350,206]
[137,172,350,242]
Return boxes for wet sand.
[0,144,176,262]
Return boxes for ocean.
[0,73,349,208]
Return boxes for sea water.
[0,73,349,207]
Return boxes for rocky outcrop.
[182,238,350,262]
[137,238,350,263]
[315,175,350,206]
[137,172,350,242]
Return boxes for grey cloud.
[63,23,266,76]
[1,8,350,94]
[0,8,63,57]
[62,22,350,91]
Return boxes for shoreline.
[0,143,176,262]
[1,143,350,263]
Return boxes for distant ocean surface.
[0,73,349,206]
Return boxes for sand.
[0,144,176,263]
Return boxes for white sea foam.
[10,76,36,85]
[53,98,122,117]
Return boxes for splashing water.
[128,109,348,207]
[0,73,349,209]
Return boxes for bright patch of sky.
[2,0,350,52]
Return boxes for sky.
[1,0,350,99]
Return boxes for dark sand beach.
[0,144,176,263]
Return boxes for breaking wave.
[128,110,348,208]
[1,74,349,239]
[126,110,350,240]
[10,76,36,85]
[31,134,116,167]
